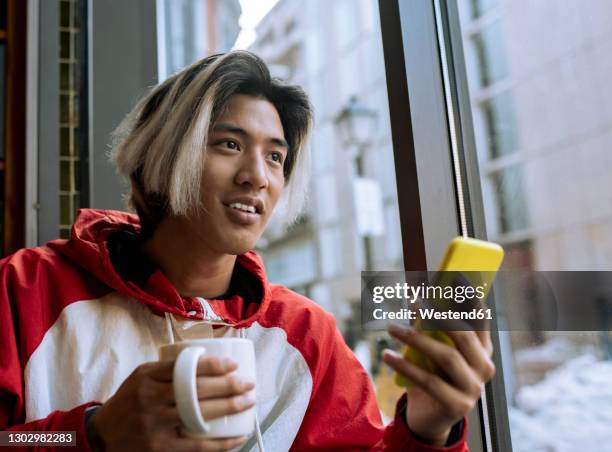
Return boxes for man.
[0,51,494,451]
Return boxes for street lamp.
[335,96,380,271]
[335,96,379,174]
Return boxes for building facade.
[249,0,405,341]
[458,0,612,272]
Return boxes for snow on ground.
[509,352,612,451]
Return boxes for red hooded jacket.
[0,209,467,451]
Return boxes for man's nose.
[234,149,269,189]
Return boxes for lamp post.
[335,96,379,271]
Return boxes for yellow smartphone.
[394,237,504,388]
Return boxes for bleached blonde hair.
[110,50,313,236]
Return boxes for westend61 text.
[372,307,493,321]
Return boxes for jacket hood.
[47,209,272,327]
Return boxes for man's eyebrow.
[212,122,289,149]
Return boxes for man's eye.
[270,152,284,164]
[222,140,239,150]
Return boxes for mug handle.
[174,346,210,434]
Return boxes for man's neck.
[143,216,236,298]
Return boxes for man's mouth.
[228,203,257,214]
[223,199,263,226]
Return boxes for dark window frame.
[379,0,513,450]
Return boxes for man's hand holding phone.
[383,325,496,446]
[382,237,503,446]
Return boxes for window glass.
[490,164,529,234]
[315,174,340,225]
[58,0,82,236]
[458,1,612,449]
[246,0,405,419]
[158,0,241,78]
[473,20,508,87]
[319,225,342,279]
[482,90,519,159]
[332,0,360,50]
[156,0,405,422]
[264,239,317,288]
[470,0,498,19]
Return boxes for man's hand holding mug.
[90,338,257,452]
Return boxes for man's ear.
[129,177,149,215]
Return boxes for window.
[491,165,529,234]
[248,0,405,417]
[472,20,508,87]
[60,0,608,447]
[470,0,498,19]
[58,0,83,238]
[158,0,241,79]
[379,0,612,449]
[332,0,360,51]
[263,240,317,288]
[481,90,519,159]
[456,0,612,449]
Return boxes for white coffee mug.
[159,338,256,438]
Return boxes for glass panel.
[457,0,612,449]
[60,127,70,156]
[59,227,71,239]
[58,0,83,237]
[482,90,519,159]
[74,158,80,192]
[60,62,70,91]
[60,194,71,226]
[60,1,70,28]
[470,0,498,19]
[473,20,508,87]
[60,31,70,59]
[60,160,71,192]
[491,165,528,234]
[72,94,79,128]
[59,93,70,124]
[241,0,405,421]
[156,0,406,422]
[72,127,79,154]
[158,0,241,78]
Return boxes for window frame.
[379,0,512,450]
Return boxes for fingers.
[388,325,482,395]
[198,392,256,421]
[446,331,496,381]
[383,349,476,420]
[476,330,494,356]
[154,375,255,405]
[164,392,255,423]
[196,375,255,399]
[147,357,239,382]
[161,375,256,405]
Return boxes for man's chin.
[230,246,254,256]
[223,237,258,256]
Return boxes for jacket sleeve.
[290,312,468,451]
[0,255,96,451]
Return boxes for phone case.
[394,237,504,389]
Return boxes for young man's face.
[185,94,287,255]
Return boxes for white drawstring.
[165,313,264,451]
[240,328,265,452]
[164,312,175,344]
